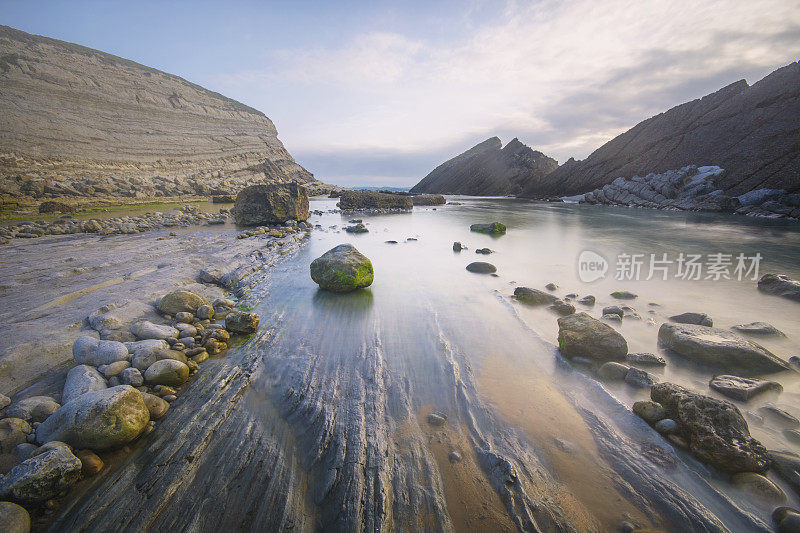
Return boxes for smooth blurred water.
[252,196,800,529]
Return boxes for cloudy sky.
[3,0,800,186]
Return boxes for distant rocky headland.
[0,25,331,216]
[411,62,800,219]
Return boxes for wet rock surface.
[758,274,800,302]
[709,375,783,401]
[651,383,770,473]
[310,244,374,292]
[557,312,628,362]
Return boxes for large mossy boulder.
[0,442,81,502]
[338,190,412,210]
[157,290,210,315]
[557,312,627,362]
[657,323,790,373]
[470,222,506,235]
[310,244,374,293]
[233,183,310,226]
[36,386,150,451]
[651,382,769,473]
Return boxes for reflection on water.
[251,196,800,530]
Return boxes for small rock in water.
[344,223,368,234]
[758,405,800,429]
[545,283,558,291]
[669,312,713,327]
[549,299,575,316]
[731,322,785,336]
[76,449,104,476]
[709,375,783,401]
[452,242,463,252]
[610,291,637,300]
[465,262,496,274]
[784,429,800,446]
[557,312,628,362]
[513,287,557,305]
[602,305,624,317]
[475,248,492,255]
[633,401,666,425]
[625,368,656,388]
[385,240,398,244]
[730,472,786,503]
[225,312,260,334]
[427,412,447,426]
[757,273,800,302]
[598,362,629,381]
[602,313,622,322]
[448,450,462,463]
[625,352,666,366]
[577,295,595,306]
[654,419,678,435]
[469,222,506,235]
[310,244,374,293]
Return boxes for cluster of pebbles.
[0,205,229,243]
[0,288,260,530]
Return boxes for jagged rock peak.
[410,137,558,196]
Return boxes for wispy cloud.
[207,0,800,185]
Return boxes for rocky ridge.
[410,137,558,196]
[0,25,319,210]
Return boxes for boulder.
[233,183,310,225]
[0,441,81,502]
[140,392,169,420]
[465,262,496,274]
[144,360,190,387]
[731,322,785,336]
[557,312,628,362]
[513,287,557,305]
[310,244,374,292]
[758,274,800,302]
[657,323,790,373]
[225,312,260,334]
[157,290,210,315]
[72,336,129,366]
[338,190,412,210]
[469,222,506,235]
[669,312,713,327]
[2,397,60,423]
[598,362,629,381]
[0,501,30,533]
[130,321,180,340]
[62,365,107,404]
[36,386,150,450]
[709,375,782,401]
[651,382,769,473]
[0,419,32,454]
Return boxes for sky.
[2,0,799,186]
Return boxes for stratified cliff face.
[520,62,800,198]
[410,137,558,196]
[0,25,315,201]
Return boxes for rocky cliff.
[410,137,558,196]
[520,62,800,198]
[0,25,317,205]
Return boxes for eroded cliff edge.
[0,25,316,204]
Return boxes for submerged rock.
[770,451,800,496]
[597,362,629,381]
[610,291,637,300]
[731,322,786,336]
[513,287,557,305]
[625,352,666,366]
[73,336,129,366]
[709,375,782,401]
[669,312,713,327]
[310,244,374,293]
[757,273,800,302]
[730,472,786,503]
[36,386,150,451]
[469,222,506,235]
[651,382,769,473]
[557,312,627,362]
[657,323,790,373]
[233,183,310,226]
[465,262,496,274]
[549,299,575,316]
[0,441,81,502]
[157,290,210,315]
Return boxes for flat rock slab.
[758,274,800,301]
[658,323,790,373]
[731,322,785,336]
[709,375,783,401]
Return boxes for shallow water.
[240,197,800,530]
